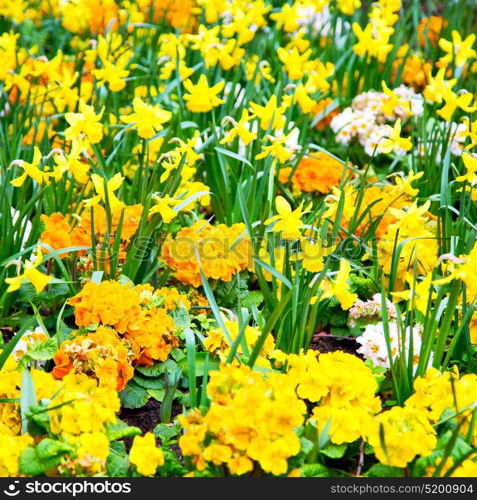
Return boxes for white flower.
[356,321,432,371]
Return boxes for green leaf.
[170,307,191,329]
[133,374,165,390]
[20,368,37,434]
[301,463,330,477]
[240,290,264,309]
[320,443,348,459]
[153,422,181,441]
[119,381,149,409]
[147,389,165,402]
[178,352,220,378]
[135,359,177,378]
[106,441,130,477]
[365,464,405,477]
[106,420,142,441]
[20,440,72,476]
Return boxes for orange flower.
[312,98,339,131]
[68,280,182,366]
[418,16,447,47]
[52,326,134,391]
[280,152,345,194]
[161,222,252,287]
[40,213,75,255]
[136,0,197,31]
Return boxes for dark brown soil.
[119,398,183,452]
[310,332,363,359]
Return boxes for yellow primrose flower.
[130,432,164,476]
[64,100,104,145]
[5,247,52,293]
[379,119,412,154]
[10,147,46,187]
[437,88,477,122]
[183,74,225,113]
[265,196,312,241]
[120,97,172,139]
[85,173,125,213]
[439,30,476,68]
[319,259,358,310]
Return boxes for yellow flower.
[130,432,164,476]
[391,273,436,315]
[264,196,312,241]
[148,194,181,222]
[120,97,172,139]
[64,100,104,144]
[220,109,257,146]
[319,259,358,310]
[183,74,225,113]
[367,406,437,468]
[437,88,477,122]
[249,95,286,131]
[439,30,476,67]
[456,152,477,183]
[5,247,52,293]
[381,82,413,117]
[85,173,125,213]
[276,47,311,80]
[77,432,110,473]
[379,119,413,155]
[10,147,46,187]
[93,56,130,92]
[300,238,334,273]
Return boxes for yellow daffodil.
[64,100,104,145]
[183,74,225,113]
[437,88,477,122]
[220,109,257,146]
[300,238,335,273]
[439,30,476,67]
[456,152,477,183]
[379,119,413,155]
[120,97,172,139]
[93,56,130,92]
[319,259,358,310]
[392,273,436,315]
[265,196,312,240]
[10,147,46,187]
[255,131,295,163]
[381,81,413,117]
[423,68,457,104]
[249,95,287,131]
[149,194,181,222]
[276,47,312,80]
[5,247,52,293]
[85,173,125,213]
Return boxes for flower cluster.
[68,280,185,366]
[179,364,306,476]
[161,221,252,287]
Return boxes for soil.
[310,332,363,359]
[119,398,183,452]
